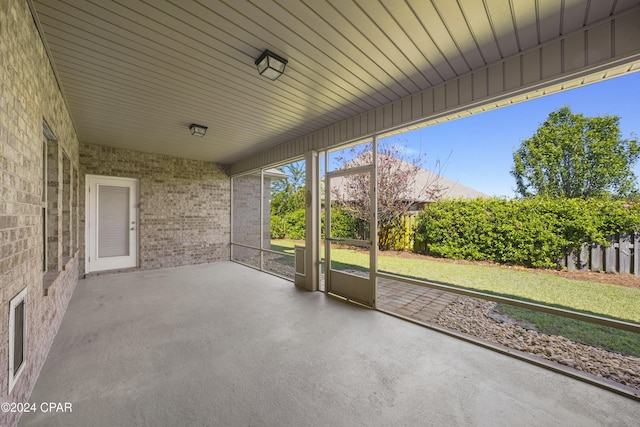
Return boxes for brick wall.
[232,174,265,247]
[0,1,80,426]
[79,143,231,276]
[231,173,274,266]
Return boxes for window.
[72,166,78,253]
[42,136,47,272]
[62,152,71,262]
[9,288,27,393]
[42,120,77,270]
[46,138,59,272]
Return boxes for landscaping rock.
[431,296,640,391]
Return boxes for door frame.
[85,174,139,273]
[324,139,378,307]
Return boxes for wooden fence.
[384,213,422,252]
[559,232,640,276]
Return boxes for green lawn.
[378,252,640,324]
[270,239,640,323]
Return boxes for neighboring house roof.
[330,154,486,203]
[247,168,289,180]
[411,167,487,201]
[263,168,289,180]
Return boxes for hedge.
[413,198,640,268]
[271,206,358,240]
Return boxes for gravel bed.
[432,296,640,391]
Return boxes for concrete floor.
[21,262,638,427]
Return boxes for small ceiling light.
[255,49,288,80]
[189,124,207,137]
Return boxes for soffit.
[29,0,640,164]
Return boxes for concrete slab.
[20,262,638,426]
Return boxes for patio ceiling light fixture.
[255,49,288,80]
[189,124,208,137]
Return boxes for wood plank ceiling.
[29,0,639,164]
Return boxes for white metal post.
[229,177,234,260]
[260,169,264,271]
[304,150,319,291]
[371,136,378,308]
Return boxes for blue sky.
[386,71,640,198]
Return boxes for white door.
[86,175,138,273]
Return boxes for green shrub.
[319,207,358,240]
[330,207,359,239]
[270,216,287,239]
[270,208,306,240]
[284,208,306,240]
[413,197,640,268]
[273,206,359,240]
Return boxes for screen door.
[325,164,375,307]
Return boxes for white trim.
[8,288,28,394]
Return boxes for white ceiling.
[30,0,640,165]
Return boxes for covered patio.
[20,262,638,426]
[2,1,640,425]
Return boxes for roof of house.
[330,154,486,202]
[411,167,487,201]
[263,168,289,180]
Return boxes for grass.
[270,239,640,323]
[270,242,296,255]
[378,253,640,323]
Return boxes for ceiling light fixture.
[189,124,207,137]
[255,49,288,81]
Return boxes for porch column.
[303,150,319,291]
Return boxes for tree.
[270,161,306,239]
[331,140,446,249]
[270,161,305,217]
[271,161,305,196]
[511,107,640,199]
